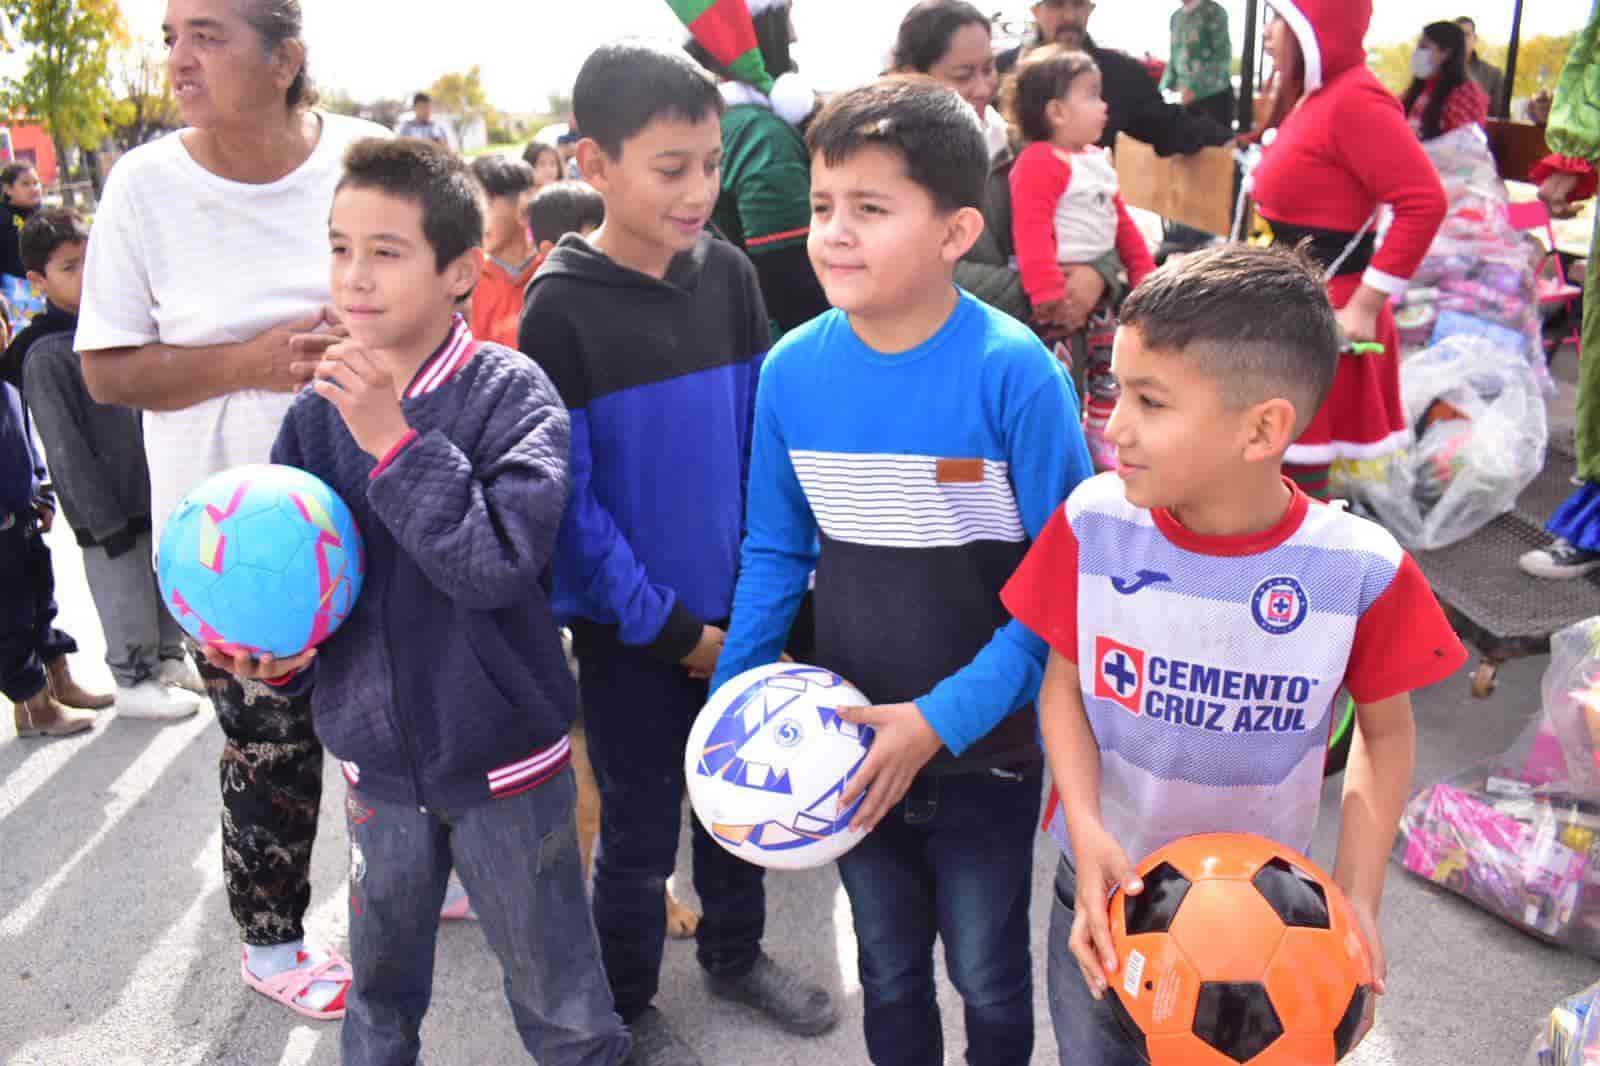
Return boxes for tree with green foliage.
[1,0,127,165]
[107,39,178,150]
[428,66,493,125]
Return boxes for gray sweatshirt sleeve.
[22,338,129,542]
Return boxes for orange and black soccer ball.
[1106,833,1376,1065]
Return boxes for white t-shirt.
[75,111,390,542]
[1053,147,1120,266]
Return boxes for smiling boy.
[517,41,831,1066]
[1000,245,1466,1064]
[711,77,1093,1066]
[206,138,629,1066]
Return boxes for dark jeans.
[834,765,1043,1066]
[194,649,322,947]
[0,519,77,702]
[1047,856,1145,1066]
[342,770,630,1066]
[574,624,766,1021]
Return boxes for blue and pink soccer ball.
[157,464,364,658]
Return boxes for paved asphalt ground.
[5,347,1600,1064]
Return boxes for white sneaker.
[116,680,202,720]
[157,656,207,696]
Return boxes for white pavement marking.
[0,704,214,937]
[0,726,103,822]
[275,1025,325,1066]
[11,827,223,1066]
[832,882,859,996]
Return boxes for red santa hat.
[1271,0,1372,93]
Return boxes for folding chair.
[1505,199,1584,359]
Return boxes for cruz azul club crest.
[1251,575,1309,635]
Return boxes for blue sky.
[118,0,1590,115]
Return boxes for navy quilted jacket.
[271,332,576,812]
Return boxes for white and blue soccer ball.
[685,663,876,870]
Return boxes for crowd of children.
[5,0,1481,1063]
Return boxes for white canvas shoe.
[116,680,202,720]
[157,656,207,696]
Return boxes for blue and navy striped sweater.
[712,291,1094,770]
[520,232,770,661]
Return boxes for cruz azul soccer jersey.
[1002,472,1465,864]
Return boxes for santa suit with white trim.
[1252,0,1447,473]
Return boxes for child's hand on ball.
[201,644,316,682]
[1350,899,1387,995]
[835,702,944,831]
[1068,822,1143,1000]
[306,342,411,460]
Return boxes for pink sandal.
[439,893,477,921]
[240,947,352,1021]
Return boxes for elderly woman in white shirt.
[77,0,388,1022]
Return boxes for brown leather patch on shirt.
[936,458,985,484]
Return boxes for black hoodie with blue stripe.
[519,232,770,661]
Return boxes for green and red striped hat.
[668,0,787,94]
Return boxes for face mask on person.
[1411,48,1439,80]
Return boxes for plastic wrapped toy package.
[1525,980,1600,1066]
[1397,125,1552,394]
[1397,618,1600,960]
[1348,334,1547,550]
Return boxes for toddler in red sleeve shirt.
[1009,45,1156,471]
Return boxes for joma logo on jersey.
[1094,636,1145,715]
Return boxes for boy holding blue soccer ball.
[206,138,630,1066]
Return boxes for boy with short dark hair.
[207,137,629,1066]
[527,180,605,257]
[711,77,1094,1066]
[518,40,833,1066]
[1000,244,1467,1065]
[19,209,203,722]
[467,154,538,347]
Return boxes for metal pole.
[1501,0,1524,119]
[1238,0,1258,133]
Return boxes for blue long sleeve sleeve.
[916,370,1092,754]
[712,364,820,693]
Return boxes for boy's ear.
[24,270,46,294]
[446,245,485,301]
[575,138,608,190]
[1241,396,1299,464]
[940,206,986,264]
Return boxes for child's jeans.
[341,768,630,1066]
[1048,855,1147,1066]
[573,622,766,1020]
[0,516,76,702]
[834,764,1042,1066]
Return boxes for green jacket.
[1548,1,1600,162]
[713,104,812,254]
[955,144,1030,323]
